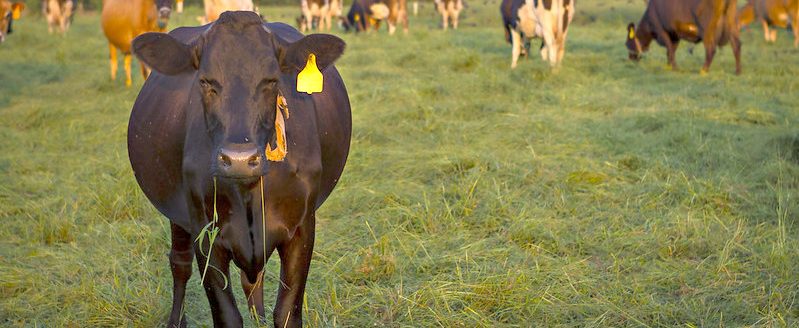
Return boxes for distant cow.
[344,0,408,34]
[43,0,74,34]
[101,0,173,87]
[201,0,255,24]
[626,0,741,75]
[129,11,350,327]
[501,0,575,68]
[0,1,24,44]
[435,0,463,30]
[300,0,344,32]
[738,0,799,47]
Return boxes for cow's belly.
[128,72,195,227]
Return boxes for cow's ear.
[627,23,635,39]
[277,34,345,73]
[11,2,24,19]
[132,32,198,75]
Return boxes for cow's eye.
[199,79,218,96]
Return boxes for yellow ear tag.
[12,6,22,19]
[628,28,635,39]
[296,54,323,94]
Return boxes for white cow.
[200,0,255,24]
[501,0,574,68]
[43,0,74,34]
[435,0,463,30]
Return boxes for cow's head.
[626,23,643,61]
[155,0,173,30]
[0,2,24,44]
[133,12,345,180]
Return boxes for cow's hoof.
[699,69,708,76]
[167,317,188,328]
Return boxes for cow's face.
[132,12,345,180]
[0,2,24,44]
[155,0,173,30]
[626,23,641,61]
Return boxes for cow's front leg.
[273,218,315,328]
[240,268,265,321]
[195,242,242,327]
[701,36,717,74]
[510,29,522,68]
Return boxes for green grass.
[2,1,799,326]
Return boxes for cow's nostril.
[247,155,260,168]
[219,154,232,167]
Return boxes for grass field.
[2,0,799,326]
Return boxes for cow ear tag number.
[297,53,323,94]
[628,27,634,39]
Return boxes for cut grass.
[2,0,799,326]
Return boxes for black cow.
[626,0,742,74]
[129,11,351,327]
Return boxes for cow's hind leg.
[510,29,522,69]
[273,219,316,328]
[123,53,132,87]
[109,44,117,81]
[167,223,194,328]
[731,28,742,75]
[240,269,266,321]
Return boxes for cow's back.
[102,0,153,53]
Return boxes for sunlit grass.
[1,0,798,326]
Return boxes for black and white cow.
[501,0,574,68]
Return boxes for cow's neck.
[636,18,654,51]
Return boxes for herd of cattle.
[2,0,798,327]
[3,0,799,75]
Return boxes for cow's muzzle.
[217,143,264,179]
[157,7,171,29]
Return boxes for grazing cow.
[501,0,575,68]
[300,0,344,32]
[43,0,74,34]
[0,1,24,44]
[344,0,408,34]
[129,11,350,327]
[201,0,255,24]
[101,0,173,87]
[738,0,799,46]
[435,0,463,30]
[626,0,742,75]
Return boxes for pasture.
[2,0,799,326]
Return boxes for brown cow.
[0,1,24,44]
[43,0,74,34]
[101,0,173,87]
[435,0,463,30]
[626,0,742,75]
[738,0,799,46]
